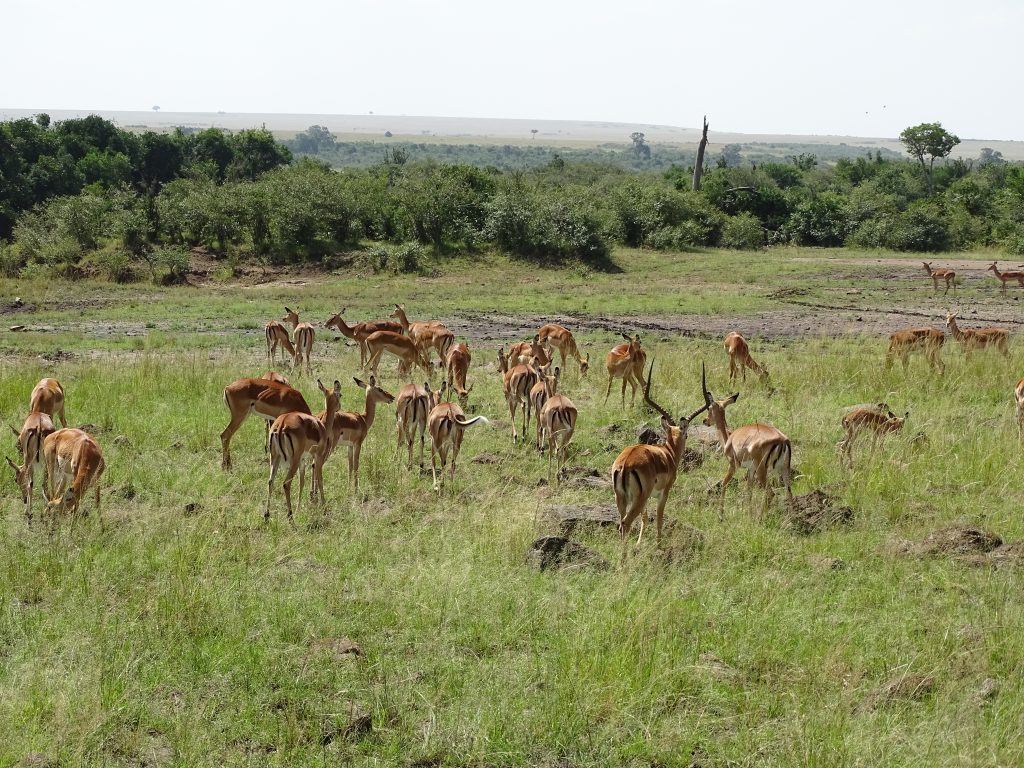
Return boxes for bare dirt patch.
[782,490,854,534]
[903,526,1003,556]
[864,674,935,709]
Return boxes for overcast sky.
[4,0,1022,141]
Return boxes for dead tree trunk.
[691,116,709,192]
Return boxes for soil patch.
[526,536,609,572]
[911,526,1003,556]
[865,674,935,709]
[782,490,854,534]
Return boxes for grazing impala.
[220,377,312,470]
[283,307,315,374]
[389,304,452,362]
[922,262,955,295]
[987,262,1024,292]
[445,342,472,406]
[498,347,539,444]
[1015,378,1024,438]
[325,309,403,368]
[724,332,769,383]
[702,363,793,516]
[324,376,396,491]
[266,379,340,523]
[539,369,578,484]
[838,406,908,467]
[6,412,56,524]
[427,381,489,491]
[265,319,295,366]
[363,330,434,379]
[945,312,1010,357]
[610,361,709,556]
[395,381,433,469]
[605,333,647,405]
[29,378,68,428]
[537,323,589,375]
[43,428,105,523]
[886,327,945,373]
[260,371,290,385]
[508,335,551,368]
[529,362,555,450]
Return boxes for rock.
[113,435,131,447]
[636,426,662,445]
[546,504,619,535]
[526,536,609,572]
[183,502,200,516]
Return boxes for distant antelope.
[326,309,403,368]
[922,262,955,295]
[497,347,539,444]
[988,262,1024,292]
[43,428,105,524]
[6,412,56,524]
[529,362,556,450]
[539,370,577,484]
[220,377,312,470]
[1015,378,1024,438]
[724,332,768,383]
[445,342,472,406]
[605,333,646,406]
[427,381,489,491]
[395,381,433,469]
[363,330,434,379]
[283,307,315,374]
[537,324,589,375]
[29,378,67,428]
[945,312,1010,357]
[389,304,452,363]
[265,320,295,365]
[838,405,908,467]
[886,328,945,373]
[508,335,551,367]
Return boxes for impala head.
[922,261,931,272]
[317,378,342,410]
[701,361,739,426]
[944,311,958,327]
[496,346,509,374]
[354,375,396,405]
[622,332,641,349]
[580,353,590,376]
[6,456,29,504]
[389,303,406,320]
[325,308,345,330]
[543,366,561,397]
[46,487,78,514]
[988,262,998,273]
[282,306,299,324]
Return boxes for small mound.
[783,490,854,534]
[865,674,935,709]
[527,536,609,572]
[917,526,1002,556]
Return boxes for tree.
[899,122,960,193]
[293,125,336,154]
[531,129,538,140]
[718,144,741,168]
[630,132,650,161]
[228,128,292,181]
[978,147,1006,166]
[692,116,709,191]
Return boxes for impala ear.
[6,456,18,472]
[333,380,342,394]
[353,377,366,388]
[369,375,377,387]
[621,333,631,342]
[725,392,740,406]
[284,306,291,313]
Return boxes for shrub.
[787,194,851,246]
[720,213,765,250]
[851,202,951,252]
[359,242,424,274]
[0,242,25,277]
[150,245,191,284]
[85,244,136,282]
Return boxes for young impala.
[265,319,295,366]
[395,381,433,469]
[539,369,578,484]
[922,262,956,295]
[427,381,489,491]
[724,332,769,383]
[325,309,403,368]
[537,323,589,375]
[444,342,473,406]
[220,376,312,470]
[605,333,646,405]
[324,376,396,492]
[610,361,709,557]
[529,361,555,450]
[363,330,434,379]
[283,307,315,374]
[945,312,1010,357]
[266,379,340,523]
[885,327,945,373]
[43,428,105,524]
[6,411,56,524]
[498,347,539,444]
[988,262,1024,292]
[389,304,452,363]
[838,406,908,467]
[29,378,68,428]
[1015,378,1024,438]
[702,363,793,517]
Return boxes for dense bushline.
[2,115,1023,282]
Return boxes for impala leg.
[294,462,305,526]
[654,489,670,545]
[508,398,519,444]
[605,375,614,403]
[431,439,441,491]
[220,409,252,471]
[719,461,738,520]
[418,424,426,469]
[265,458,280,523]
[620,375,628,406]
[352,443,363,493]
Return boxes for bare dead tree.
[692,116,709,192]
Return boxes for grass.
[2,248,1024,766]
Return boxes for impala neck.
[333,316,356,338]
[948,318,963,341]
[362,393,380,431]
[393,308,410,332]
[708,407,731,448]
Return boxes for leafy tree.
[292,125,336,155]
[228,128,292,181]
[899,122,960,193]
[190,128,235,181]
[630,132,650,161]
[978,147,1006,166]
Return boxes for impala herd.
[6,296,1024,558]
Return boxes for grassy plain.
[2,247,1024,766]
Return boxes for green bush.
[720,213,765,250]
[0,242,25,277]
[359,242,425,274]
[786,194,851,246]
[85,243,136,282]
[851,201,951,252]
[150,245,191,284]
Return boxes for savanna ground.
[2,247,1024,766]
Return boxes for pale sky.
[4,0,1022,141]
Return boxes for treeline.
[2,114,1023,282]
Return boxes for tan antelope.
[445,342,473,406]
[988,262,1024,292]
[529,361,555,450]
[260,371,290,385]
[323,376,396,491]
[498,347,539,444]
[389,304,452,363]
[325,309,403,368]
[537,323,589,375]
[6,412,56,524]
[283,307,315,374]
[539,371,578,484]
[922,262,956,295]
[1015,378,1024,438]
[29,378,68,428]
[427,381,489,491]
[266,379,340,523]
[724,332,769,383]
[43,428,105,524]
[395,381,433,469]
[838,406,908,467]
[265,319,295,365]
[220,377,312,469]
[702,363,793,517]
[885,327,945,373]
[610,361,709,556]
[605,333,647,405]
[363,330,434,379]
[945,312,1010,357]
[508,335,551,368]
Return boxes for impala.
[6,412,56,524]
[325,309,403,368]
[529,361,555,450]
[28,378,68,428]
[220,377,312,469]
[498,347,539,444]
[945,312,1010,357]
[43,428,105,524]
[724,332,769,383]
[1015,378,1024,438]
[390,304,451,362]
[363,330,434,379]
[283,307,315,374]
[605,333,646,405]
[987,262,1024,292]
[324,376,396,491]
[838,406,908,467]
[508,335,551,367]
[395,381,433,469]
[702,363,793,516]
[260,371,290,385]
[266,379,340,523]
[445,342,473,406]
[265,319,295,365]
[610,361,709,555]
[537,323,589,375]
[539,369,578,484]
[922,262,955,295]
[427,381,489,491]
[885,327,945,372]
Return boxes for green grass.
[2,249,1024,766]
